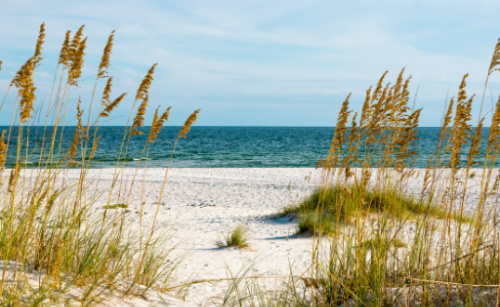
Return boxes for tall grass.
[221,39,500,306]
[0,24,198,305]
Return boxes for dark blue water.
[0,126,492,168]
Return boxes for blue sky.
[1,0,500,126]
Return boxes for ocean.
[0,126,491,168]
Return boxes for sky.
[1,0,500,126]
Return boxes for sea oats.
[342,112,358,179]
[148,106,171,143]
[58,31,71,66]
[359,86,372,136]
[98,30,115,79]
[135,64,157,102]
[12,60,36,123]
[178,108,200,139]
[488,38,500,76]
[130,64,157,136]
[89,135,101,160]
[326,94,351,169]
[101,77,113,105]
[394,108,422,172]
[371,71,388,104]
[33,22,45,67]
[100,93,126,118]
[69,25,85,60]
[68,37,87,86]
[487,95,500,158]
[69,98,83,161]
[467,118,483,169]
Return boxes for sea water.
[0,126,490,168]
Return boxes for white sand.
[13,167,500,305]
[64,168,324,305]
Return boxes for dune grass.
[0,24,199,305]
[287,183,472,235]
[218,37,500,306]
[216,224,250,249]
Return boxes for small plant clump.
[291,183,469,235]
[216,224,250,249]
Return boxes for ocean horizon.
[1,126,491,168]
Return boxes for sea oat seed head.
[100,93,126,118]
[488,38,500,76]
[179,108,200,139]
[130,64,157,136]
[89,135,101,160]
[148,106,171,143]
[135,63,157,102]
[98,30,115,78]
[101,77,113,105]
[33,22,46,66]
[68,36,87,86]
[58,31,71,66]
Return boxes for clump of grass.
[216,224,250,249]
[291,183,469,235]
[103,203,127,209]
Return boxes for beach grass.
[0,24,199,305]
[218,37,500,306]
[4,24,500,306]
[216,224,250,249]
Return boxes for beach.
[60,168,325,305]
[12,166,495,306]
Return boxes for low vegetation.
[216,224,250,249]
[0,24,199,304]
[221,37,500,306]
[290,183,470,235]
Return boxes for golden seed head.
[179,109,200,139]
[69,25,85,57]
[69,128,79,161]
[457,74,469,103]
[13,60,36,123]
[147,107,160,143]
[102,77,113,105]
[487,95,500,156]
[33,22,46,66]
[68,36,87,86]
[0,60,2,72]
[148,106,171,143]
[98,30,115,79]
[130,99,148,136]
[89,135,101,160]
[326,94,351,168]
[76,97,83,128]
[135,63,157,102]
[372,71,388,103]
[130,64,157,135]
[58,30,71,66]
[69,98,83,161]
[488,38,500,76]
[100,93,126,118]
